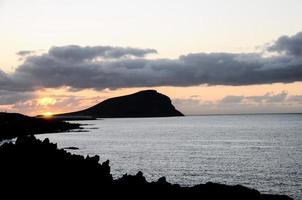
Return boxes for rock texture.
[58,90,184,118]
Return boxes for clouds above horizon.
[0,90,34,105]
[2,90,301,115]
[0,31,302,92]
[173,91,302,115]
[0,92,109,115]
[220,91,289,104]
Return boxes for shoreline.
[0,135,293,199]
[0,112,81,140]
[0,112,296,199]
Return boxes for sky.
[0,0,302,116]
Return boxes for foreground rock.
[0,112,81,140]
[58,90,184,118]
[0,135,292,199]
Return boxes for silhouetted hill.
[0,112,80,140]
[0,135,293,199]
[58,90,184,118]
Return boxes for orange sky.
[1,0,302,116]
[0,82,299,116]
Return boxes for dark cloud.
[0,70,14,89]
[268,31,302,56]
[0,32,302,92]
[16,50,36,56]
[47,45,157,61]
[9,51,300,91]
[0,90,34,105]
[0,70,8,83]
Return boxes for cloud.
[263,91,288,103]
[0,70,18,91]
[0,32,302,92]
[288,95,302,103]
[268,31,302,56]
[47,45,157,61]
[220,91,288,104]
[172,98,206,115]
[0,90,34,105]
[8,94,108,115]
[245,91,288,103]
[16,50,36,56]
[220,95,244,103]
[173,91,301,115]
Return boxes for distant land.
[0,112,80,140]
[57,90,184,118]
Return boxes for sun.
[42,112,54,117]
[38,97,56,106]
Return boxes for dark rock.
[157,176,168,184]
[63,146,79,150]
[58,90,184,118]
[0,112,81,140]
[0,135,293,199]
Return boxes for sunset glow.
[0,0,301,116]
[42,112,53,117]
[38,97,56,106]
[1,1,301,198]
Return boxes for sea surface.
[38,114,302,199]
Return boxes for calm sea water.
[38,114,302,199]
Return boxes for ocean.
[38,114,302,199]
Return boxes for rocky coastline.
[0,135,293,199]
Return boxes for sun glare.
[38,97,56,106]
[42,112,53,117]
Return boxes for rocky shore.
[0,135,293,199]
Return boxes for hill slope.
[59,90,184,118]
